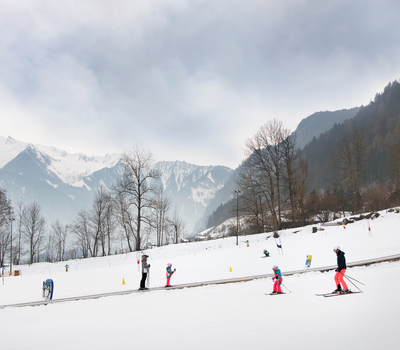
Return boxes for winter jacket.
[274,269,282,281]
[336,250,347,272]
[142,259,150,273]
[166,266,175,279]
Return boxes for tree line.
[0,147,186,266]
[209,80,400,235]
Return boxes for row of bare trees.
[0,195,48,266]
[0,148,186,265]
[66,148,186,260]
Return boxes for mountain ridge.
[0,137,232,234]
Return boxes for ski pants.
[334,269,348,289]
[140,273,147,289]
[273,278,282,293]
[166,277,171,286]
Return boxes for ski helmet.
[167,263,172,267]
[272,265,278,271]
[333,246,340,252]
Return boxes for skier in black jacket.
[333,246,349,293]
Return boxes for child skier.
[139,255,150,290]
[333,246,349,293]
[165,263,176,287]
[272,265,283,294]
[263,249,270,257]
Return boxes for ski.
[315,292,337,296]
[323,291,361,297]
[265,292,285,295]
[316,291,361,297]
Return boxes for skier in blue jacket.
[165,263,176,287]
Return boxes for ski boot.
[333,285,342,294]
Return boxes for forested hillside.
[205,80,400,233]
[304,80,400,191]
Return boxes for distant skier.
[165,263,176,287]
[272,265,283,294]
[263,249,270,257]
[42,279,54,300]
[65,264,69,272]
[245,240,250,247]
[139,255,150,290]
[333,246,349,293]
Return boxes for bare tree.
[235,163,266,233]
[243,119,289,231]
[14,200,25,265]
[113,193,136,252]
[168,208,186,244]
[88,186,116,256]
[0,189,13,267]
[71,210,92,258]
[22,201,46,264]
[51,220,69,262]
[43,232,56,262]
[154,191,172,246]
[113,147,161,251]
[281,132,306,222]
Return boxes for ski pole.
[344,274,365,286]
[281,283,291,293]
[343,274,363,293]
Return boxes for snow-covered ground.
[1,209,400,349]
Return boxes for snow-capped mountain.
[155,161,233,233]
[0,136,232,234]
[0,136,121,186]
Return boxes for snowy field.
[1,209,400,350]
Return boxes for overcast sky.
[1,0,400,169]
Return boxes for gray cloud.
[1,0,400,168]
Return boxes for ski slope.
[1,209,400,350]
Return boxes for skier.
[245,240,250,247]
[272,265,283,294]
[139,255,150,290]
[165,263,176,287]
[333,246,349,293]
[65,264,69,272]
[263,249,270,257]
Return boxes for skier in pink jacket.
[272,265,283,294]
